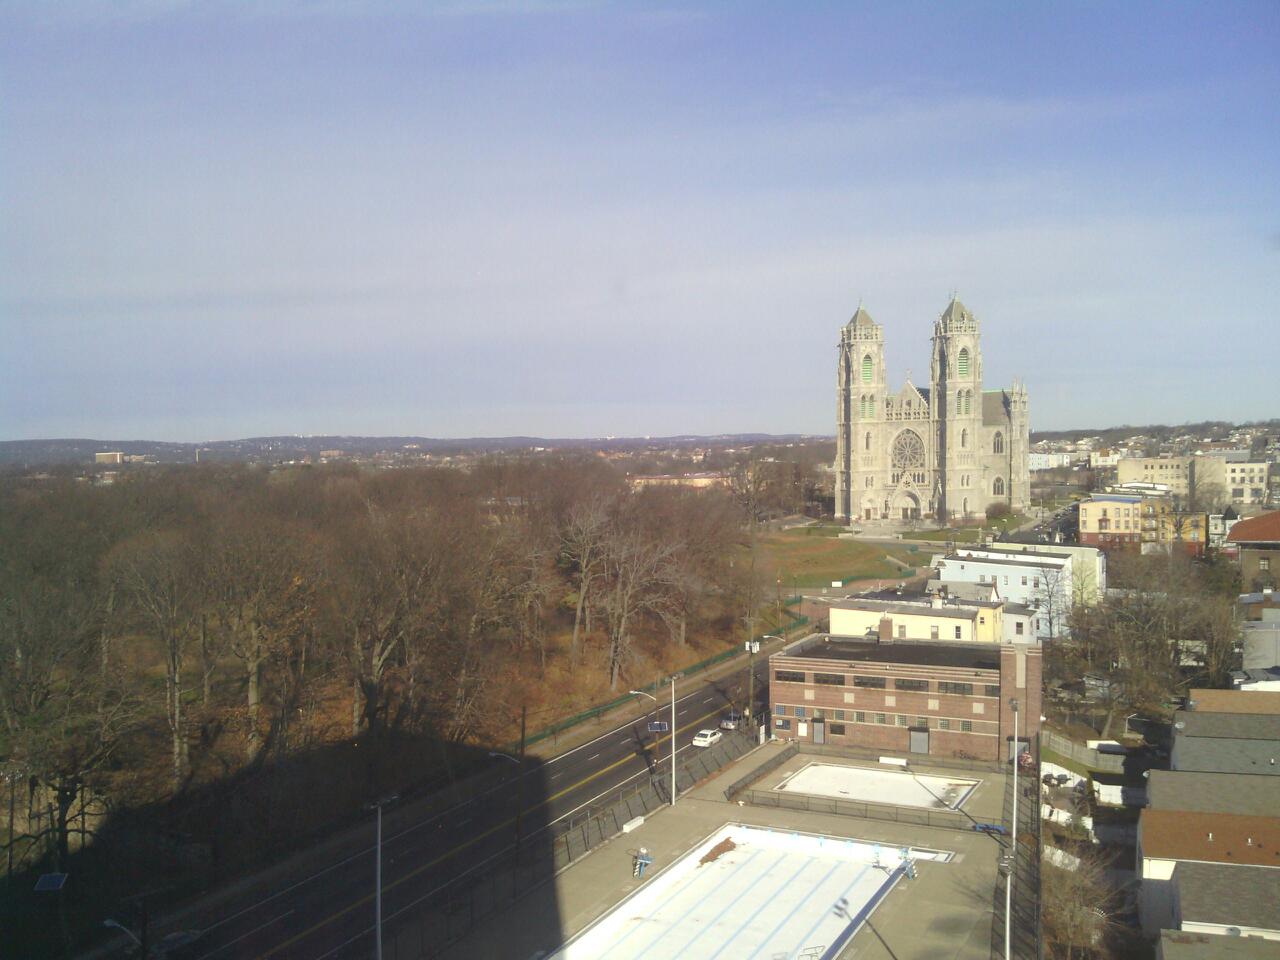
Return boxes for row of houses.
[1136,689,1280,956]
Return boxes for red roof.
[1227,510,1280,544]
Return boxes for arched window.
[861,354,873,384]
[961,428,968,449]
[993,477,1005,496]
[963,497,969,516]
[964,390,972,415]
[864,432,872,451]
[993,431,1005,454]
[956,390,963,412]
[957,347,969,378]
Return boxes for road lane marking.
[195,910,295,960]
[254,704,728,959]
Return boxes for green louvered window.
[861,354,873,383]
[957,348,969,378]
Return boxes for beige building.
[828,596,1004,644]
[1118,457,1192,497]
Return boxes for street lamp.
[363,793,399,960]
[1006,698,1020,960]
[103,919,141,949]
[630,689,672,805]
[748,634,784,728]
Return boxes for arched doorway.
[893,490,921,521]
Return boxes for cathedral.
[834,299,1030,524]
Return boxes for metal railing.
[385,732,759,959]
[740,788,972,832]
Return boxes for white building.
[1029,452,1074,471]
[932,548,1073,639]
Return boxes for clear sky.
[2,1,1277,442]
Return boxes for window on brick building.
[775,670,805,683]
[938,718,951,730]
[813,673,845,686]
[874,713,887,724]
[855,711,866,723]
[830,723,845,735]
[854,675,886,688]
[894,678,928,691]
[960,720,973,732]
[938,682,973,696]
[984,685,1001,697]
[775,719,791,730]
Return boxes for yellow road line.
[256,703,728,958]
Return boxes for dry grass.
[753,529,918,586]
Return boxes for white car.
[691,729,723,748]
[719,712,743,731]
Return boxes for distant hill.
[1030,419,1279,445]
[0,434,828,468]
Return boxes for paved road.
[171,660,770,960]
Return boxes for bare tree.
[560,495,612,665]
[600,516,677,691]
[1041,844,1121,960]
[109,530,202,791]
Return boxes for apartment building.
[1079,494,1143,550]
[1119,457,1192,497]
[932,548,1072,639]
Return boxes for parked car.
[719,712,743,731]
[691,729,723,748]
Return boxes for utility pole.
[670,675,678,807]
[364,794,398,960]
[1006,698,1019,960]
[516,706,526,846]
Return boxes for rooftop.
[1146,770,1280,817]
[1176,710,1280,740]
[1189,689,1280,716]
[1173,861,1280,933]
[941,553,1066,570]
[1140,809,1280,867]
[1159,930,1280,959]
[1228,510,1280,545]
[777,637,1002,671]
[1173,737,1280,776]
[828,598,978,621]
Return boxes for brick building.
[768,635,1041,762]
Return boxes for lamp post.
[364,793,399,960]
[630,689,668,803]
[1006,698,1019,960]
[750,635,784,730]
[670,675,678,806]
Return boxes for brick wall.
[769,649,1019,762]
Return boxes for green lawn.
[755,529,919,587]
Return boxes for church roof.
[939,298,975,326]
[847,305,878,329]
[982,390,1010,426]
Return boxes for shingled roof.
[1140,809,1280,867]
[1189,689,1280,715]
[1228,510,1280,545]
[1173,861,1280,933]
[1146,769,1280,817]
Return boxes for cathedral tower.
[930,298,983,521]
[835,306,884,521]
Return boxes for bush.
[986,502,1012,520]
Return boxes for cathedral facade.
[834,299,1030,524]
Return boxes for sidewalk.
[434,742,1005,960]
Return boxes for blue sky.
[2,1,1276,441]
